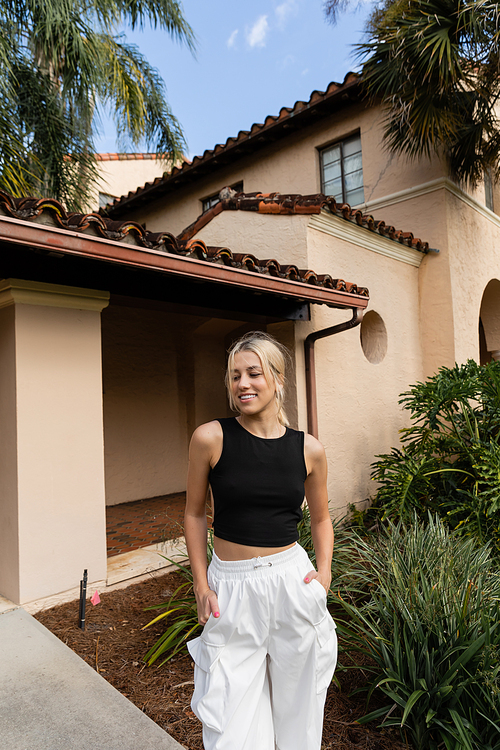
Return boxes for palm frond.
[0,0,193,207]
[358,0,500,186]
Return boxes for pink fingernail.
[305,578,310,583]
[214,612,220,618]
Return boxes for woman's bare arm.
[184,421,222,625]
[303,434,334,593]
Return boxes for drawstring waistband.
[209,543,309,580]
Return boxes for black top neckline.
[234,417,289,441]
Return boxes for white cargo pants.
[187,543,337,750]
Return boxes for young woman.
[184,331,337,750]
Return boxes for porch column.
[0,279,109,605]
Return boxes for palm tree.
[324,0,500,187]
[0,0,194,210]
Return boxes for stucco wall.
[367,183,500,375]
[15,303,108,603]
[292,220,424,514]
[361,187,456,377]
[0,282,111,607]
[102,305,190,504]
[196,206,425,514]
[129,103,445,238]
[87,156,166,212]
[196,211,311,269]
[112,95,500,517]
[445,192,500,364]
[0,305,20,602]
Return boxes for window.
[201,182,243,213]
[99,192,116,209]
[320,134,364,206]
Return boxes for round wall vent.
[360,311,387,364]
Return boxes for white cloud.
[246,15,269,48]
[275,0,298,28]
[227,29,238,49]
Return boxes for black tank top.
[209,417,307,546]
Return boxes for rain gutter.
[304,307,364,438]
[0,215,368,310]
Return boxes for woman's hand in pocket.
[195,586,220,626]
[304,569,331,594]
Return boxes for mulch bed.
[35,571,410,750]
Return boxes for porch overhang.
[0,214,369,321]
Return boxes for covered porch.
[0,193,368,609]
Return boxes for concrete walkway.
[0,605,185,750]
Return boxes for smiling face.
[225,332,289,426]
[231,350,278,418]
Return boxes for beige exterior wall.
[114,99,500,518]
[196,212,311,268]
[102,305,189,504]
[0,280,109,605]
[298,220,423,513]
[127,103,446,238]
[0,305,19,602]
[364,186,456,377]
[365,180,500,375]
[88,155,167,213]
[128,101,497,250]
[7,97,500,606]
[445,191,500,364]
[187,208,424,513]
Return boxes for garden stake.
[78,569,88,630]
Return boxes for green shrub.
[142,559,201,667]
[371,360,500,554]
[337,515,500,750]
[142,536,214,667]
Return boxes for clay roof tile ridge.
[173,190,429,253]
[0,189,370,304]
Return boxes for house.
[105,71,500,508]
[91,153,169,212]
[2,72,500,609]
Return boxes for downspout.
[304,307,364,438]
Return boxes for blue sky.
[95,0,375,159]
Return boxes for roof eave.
[0,215,369,310]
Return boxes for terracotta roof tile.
[0,190,369,305]
[97,153,161,161]
[104,73,362,216]
[178,191,430,254]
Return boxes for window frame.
[319,132,364,206]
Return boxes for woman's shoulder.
[189,420,224,468]
[191,419,224,447]
[303,432,327,462]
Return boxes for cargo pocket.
[300,577,338,694]
[187,635,227,733]
[313,612,337,694]
[309,576,328,601]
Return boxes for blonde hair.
[225,331,290,426]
